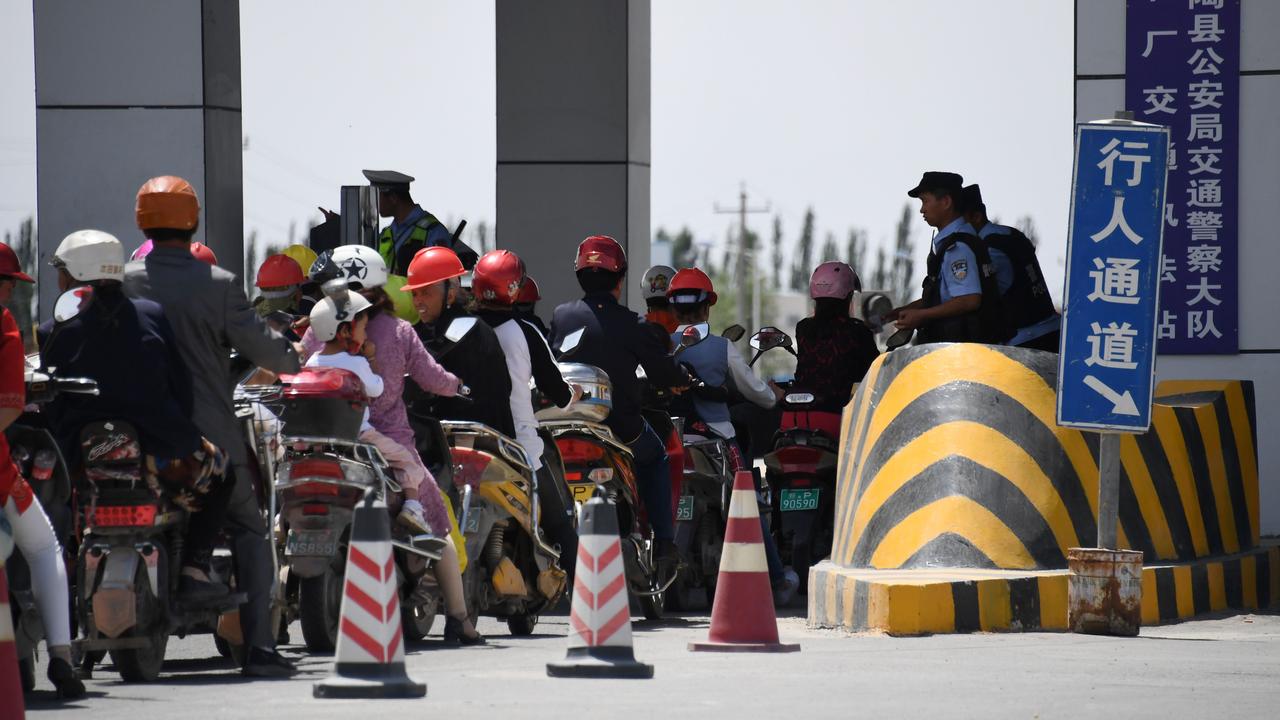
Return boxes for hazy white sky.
[0,0,1074,300]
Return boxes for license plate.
[285,529,338,557]
[676,495,695,522]
[464,512,480,534]
[780,488,820,512]
[569,483,596,504]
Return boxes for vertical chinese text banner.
[1126,0,1240,353]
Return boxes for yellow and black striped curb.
[808,544,1280,635]
[830,343,1258,571]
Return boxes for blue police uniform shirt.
[389,204,452,254]
[978,222,1015,295]
[933,217,983,302]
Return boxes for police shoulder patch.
[950,259,968,281]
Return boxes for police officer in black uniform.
[961,184,1061,351]
[887,171,1010,344]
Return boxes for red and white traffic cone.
[547,497,653,678]
[689,470,800,653]
[314,498,426,699]
[1,558,27,718]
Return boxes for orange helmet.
[515,275,540,304]
[256,254,305,288]
[574,235,626,273]
[472,250,526,306]
[189,242,217,266]
[136,175,200,231]
[667,267,717,306]
[402,246,466,291]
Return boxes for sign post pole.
[1058,113,1170,636]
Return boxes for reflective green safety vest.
[378,212,443,276]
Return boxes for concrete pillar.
[34,0,242,317]
[496,0,650,314]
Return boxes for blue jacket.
[39,284,203,462]
[669,332,731,427]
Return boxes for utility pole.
[714,184,769,339]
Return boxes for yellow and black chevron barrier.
[809,342,1267,634]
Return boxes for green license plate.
[285,529,338,557]
[780,488,820,512]
[676,495,695,522]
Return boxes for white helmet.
[309,292,372,342]
[327,245,388,290]
[53,229,125,282]
[640,264,676,301]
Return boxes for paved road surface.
[23,610,1280,719]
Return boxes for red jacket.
[0,306,30,509]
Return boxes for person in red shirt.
[0,242,84,698]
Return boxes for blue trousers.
[626,421,675,542]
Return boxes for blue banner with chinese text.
[1126,0,1239,354]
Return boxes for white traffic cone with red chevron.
[547,496,653,678]
[314,497,426,699]
[2,557,26,719]
[689,470,800,652]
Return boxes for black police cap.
[962,184,985,212]
[362,169,414,192]
[907,171,964,198]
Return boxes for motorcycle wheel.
[299,566,342,652]
[507,612,538,636]
[401,597,437,642]
[111,629,168,683]
[664,567,693,612]
[695,515,724,609]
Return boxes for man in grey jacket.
[124,175,300,677]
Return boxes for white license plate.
[780,488,820,512]
[676,495,695,522]
[286,529,338,557]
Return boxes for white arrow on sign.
[1083,375,1140,416]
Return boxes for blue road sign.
[1058,121,1170,432]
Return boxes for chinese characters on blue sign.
[1126,0,1239,354]
[1058,123,1170,432]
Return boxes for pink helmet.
[809,261,860,299]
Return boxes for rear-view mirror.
[680,324,705,348]
[750,326,789,351]
[53,287,93,323]
[444,316,477,343]
[721,324,746,342]
[559,327,585,355]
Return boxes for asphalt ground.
[23,609,1280,719]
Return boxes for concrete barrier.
[810,343,1267,634]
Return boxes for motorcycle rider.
[406,247,515,438]
[641,264,679,334]
[665,268,798,603]
[512,275,550,338]
[301,245,483,644]
[471,250,579,579]
[253,254,314,320]
[0,241,85,698]
[549,236,689,575]
[792,261,880,417]
[123,175,300,677]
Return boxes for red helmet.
[515,275,540,304]
[667,267,717,306]
[403,246,466,291]
[189,241,218,266]
[256,254,305,288]
[574,235,626,273]
[472,250,526,306]
[0,242,34,283]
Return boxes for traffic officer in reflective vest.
[887,171,1010,344]
[365,169,478,274]
[961,184,1061,352]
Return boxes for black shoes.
[178,574,230,601]
[443,615,486,646]
[241,647,297,678]
[47,657,86,700]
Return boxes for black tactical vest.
[918,232,1013,344]
[984,227,1057,332]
